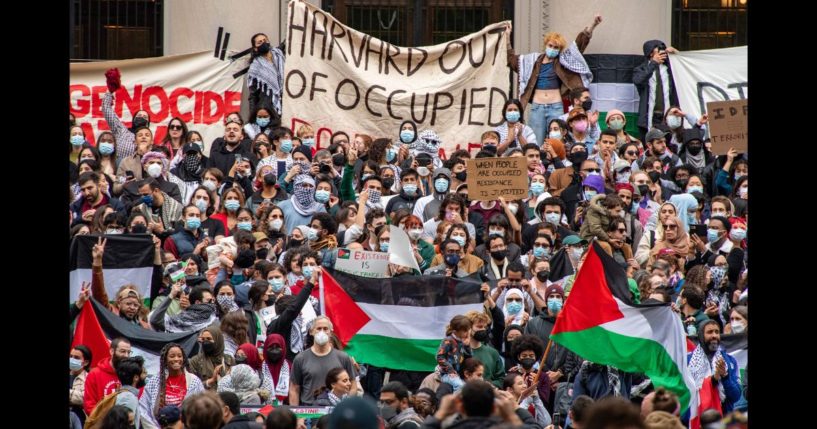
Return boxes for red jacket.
[83,357,121,415]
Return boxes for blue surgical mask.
[545,213,561,225]
[403,184,418,196]
[224,200,240,212]
[98,142,115,155]
[69,357,83,371]
[141,194,154,207]
[307,227,319,241]
[533,246,546,259]
[186,217,201,230]
[667,116,683,129]
[195,199,208,213]
[302,265,315,279]
[435,178,449,193]
[400,130,414,143]
[730,228,747,241]
[256,117,270,127]
[545,47,560,58]
[386,147,397,162]
[687,185,703,194]
[530,182,545,196]
[70,135,85,146]
[506,301,523,315]
[444,253,461,267]
[237,221,253,231]
[505,111,521,123]
[361,173,372,183]
[547,298,563,313]
[270,277,286,292]
[452,236,466,247]
[549,130,562,140]
[380,242,390,252]
[302,138,315,148]
[584,190,597,200]
[279,139,293,153]
[315,189,331,203]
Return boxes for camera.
[320,163,332,174]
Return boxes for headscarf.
[502,288,526,326]
[220,364,263,404]
[291,175,322,216]
[651,215,690,258]
[163,303,218,333]
[668,193,698,233]
[263,334,291,388]
[141,151,169,177]
[189,325,233,382]
[238,342,262,371]
[411,129,443,169]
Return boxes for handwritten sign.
[466,156,528,200]
[707,99,747,154]
[334,248,390,278]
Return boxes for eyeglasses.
[626,151,638,156]
[662,224,678,230]
[583,168,601,173]
[169,124,183,131]
[616,228,627,233]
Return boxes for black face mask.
[648,171,661,184]
[581,99,593,111]
[675,178,689,189]
[472,329,490,343]
[288,239,304,248]
[686,144,703,156]
[256,247,270,260]
[637,184,651,198]
[568,151,588,165]
[455,171,467,182]
[382,178,395,189]
[234,249,256,268]
[265,295,277,307]
[234,355,247,364]
[263,173,277,187]
[490,250,508,261]
[332,153,346,166]
[201,341,216,356]
[132,117,148,129]
[265,348,283,363]
[257,42,271,55]
[519,358,536,370]
[136,377,146,388]
[536,270,550,282]
[130,224,148,234]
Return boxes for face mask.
[647,171,661,184]
[417,166,430,177]
[302,138,315,148]
[519,357,536,369]
[637,184,651,198]
[267,219,283,232]
[667,115,683,129]
[186,217,201,230]
[616,172,631,184]
[142,194,154,207]
[489,229,504,237]
[547,298,563,313]
[451,235,466,247]
[506,301,523,315]
[201,341,217,356]
[444,253,461,267]
[302,265,315,279]
[491,249,508,261]
[435,178,449,193]
[584,190,597,200]
[256,117,270,127]
[408,229,423,240]
[279,139,293,153]
[508,204,518,215]
[216,293,235,308]
[314,331,330,346]
[687,185,703,194]
[400,130,415,143]
[505,111,521,123]
[675,178,689,189]
[332,153,346,166]
[69,357,83,371]
[234,355,248,364]
[581,100,593,112]
[256,247,270,260]
[237,221,253,231]
[710,210,727,218]
[572,120,588,133]
[403,184,418,196]
[548,131,563,141]
[545,213,561,225]
[453,171,466,182]
[380,404,398,422]
[260,279,282,296]
[131,224,148,234]
[225,200,240,212]
[545,47,560,58]
[472,329,489,343]
[730,228,747,241]
[570,247,584,260]
[368,189,382,204]
[132,117,149,129]
[382,178,395,189]
[530,182,545,196]
[533,246,546,259]
[380,242,390,252]
[71,135,85,146]
[687,144,703,156]
[315,189,331,203]
[98,142,115,155]
[257,41,271,55]
[386,147,397,162]
[261,348,282,365]
[192,199,208,214]
[147,163,163,178]
[203,180,217,191]
[709,266,727,287]
[731,321,746,334]
[307,227,319,241]
[536,270,550,282]
[738,186,748,199]
[105,228,124,235]
[686,323,697,337]
[608,118,625,131]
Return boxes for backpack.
[83,388,123,429]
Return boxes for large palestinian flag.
[550,241,698,419]
[72,298,199,376]
[584,54,644,136]
[321,269,484,372]
[69,234,156,305]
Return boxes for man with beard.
[83,338,132,415]
[71,172,127,225]
[169,142,208,205]
[208,119,257,177]
[686,320,742,416]
[412,388,438,420]
[379,381,424,429]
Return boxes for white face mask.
[508,204,518,215]
[269,219,283,231]
[731,321,745,334]
[408,229,423,240]
[202,180,217,191]
[314,331,330,346]
[147,163,163,178]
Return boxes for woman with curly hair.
[138,343,205,428]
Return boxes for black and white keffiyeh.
[247,47,286,116]
[518,42,593,96]
[164,303,218,333]
[688,344,727,401]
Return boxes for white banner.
[70,51,244,154]
[668,46,747,120]
[283,0,510,155]
[335,248,391,278]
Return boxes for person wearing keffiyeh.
[246,33,285,117]
[259,334,291,405]
[685,320,742,419]
[277,174,327,234]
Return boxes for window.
[672,0,747,51]
[71,0,163,61]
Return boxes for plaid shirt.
[102,92,136,160]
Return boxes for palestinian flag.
[72,299,199,375]
[321,268,484,371]
[584,54,644,136]
[550,241,698,419]
[70,234,155,305]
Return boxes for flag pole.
[519,338,554,404]
[319,270,326,316]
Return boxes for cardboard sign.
[706,99,748,155]
[466,157,528,200]
[334,248,390,278]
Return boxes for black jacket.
[385,191,423,216]
[223,415,264,429]
[266,281,316,362]
[207,137,257,177]
[119,177,183,211]
[421,408,540,429]
[633,40,679,129]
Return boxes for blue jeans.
[528,101,565,146]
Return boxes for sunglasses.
[583,168,601,173]
[169,124,183,131]
[662,224,678,230]
[616,228,627,233]
[506,298,523,303]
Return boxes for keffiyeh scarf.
[247,48,285,116]
[518,42,593,96]
[688,345,727,402]
[261,360,290,403]
[164,303,218,333]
